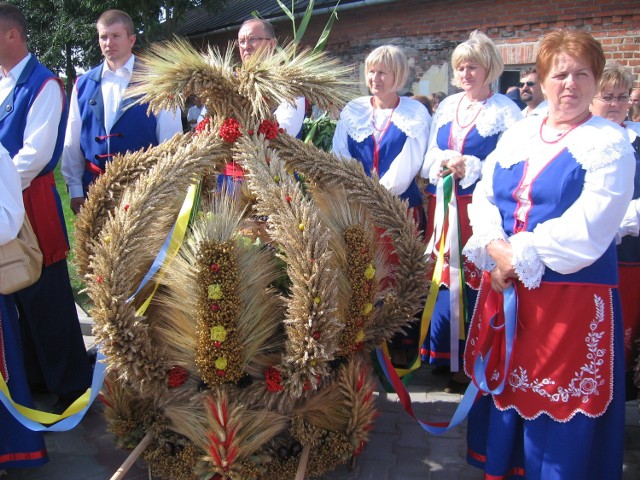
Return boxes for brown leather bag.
[0,216,43,295]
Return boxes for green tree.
[8,0,225,94]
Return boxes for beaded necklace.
[370,96,400,173]
[539,113,592,144]
[449,93,491,152]
[455,93,489,129]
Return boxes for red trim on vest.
[85,160,105,177]
[22,172,68,266]
[0,308,6,381]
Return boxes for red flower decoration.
[219,117,242,143]
[195,116,211,134]
[258,119,280,140]
[264,366,284,392]
[168,366,189,388]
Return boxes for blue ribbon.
[472,285,517,395]
[127,223,176,303]
[0,350,107,432]
[375,285,517,435]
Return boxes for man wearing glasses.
[518,68,547,117]
[199,19,306,136]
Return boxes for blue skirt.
[0,295,48,469]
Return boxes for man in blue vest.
[62,9,182,215]
[0,3,92,414]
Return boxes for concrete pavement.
[3,305,639,479]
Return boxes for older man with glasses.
[199,18,306,193]
[518,67,547,116]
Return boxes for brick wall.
[195,0,639,95]
[263,0,640,94]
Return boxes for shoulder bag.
[0,215,43,295]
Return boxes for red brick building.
[178,0,640,95]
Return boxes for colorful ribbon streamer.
[388,174,458,378]
[128,182,199,315]
[376,284,517,434]
[0,350,107,431]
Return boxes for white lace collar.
[496,115,634,172]
[435,92,522,138]
[339,96,430,142]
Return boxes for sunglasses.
[518,81,536,88]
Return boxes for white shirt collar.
[1,53,31,81]
[101,54,135,79]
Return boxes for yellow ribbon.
[383,175,454,378]
[135,183,198,316]
[0,375,91,424]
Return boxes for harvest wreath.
[75,38,429,479]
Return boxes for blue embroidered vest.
[0,55,66,175]
[426,122,501,197]
[76,62,158,194]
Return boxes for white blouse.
[332,96,431,197]
[617,121,640,241]
[463,115,635,289]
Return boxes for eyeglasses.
[518,81,536,88]
[594,94,630,104]
[238,36,273,46]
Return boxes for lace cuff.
[459,154,482,189]
[462,228,507,271]
[429,149,460,184]
[509,232,545,289]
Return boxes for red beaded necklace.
[455,93,490,129]
[539,113,592,144]
[370,96,400,173]
[371,96,400,133]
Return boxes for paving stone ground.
[3,306,639,479]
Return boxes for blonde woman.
[333,45,431,365]
[420,31,521,391]
[333,45,431,221]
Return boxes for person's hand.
[490,266,511,292]
[441,155,466,179]
[486,239,516,292]
[70,197,85,216]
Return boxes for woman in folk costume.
[332,45,431,365]
[590,60,640,401]
[462,30,634,479]
[0,145,48,471]
[420,31,521,391]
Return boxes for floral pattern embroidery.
[506,294,606,404]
